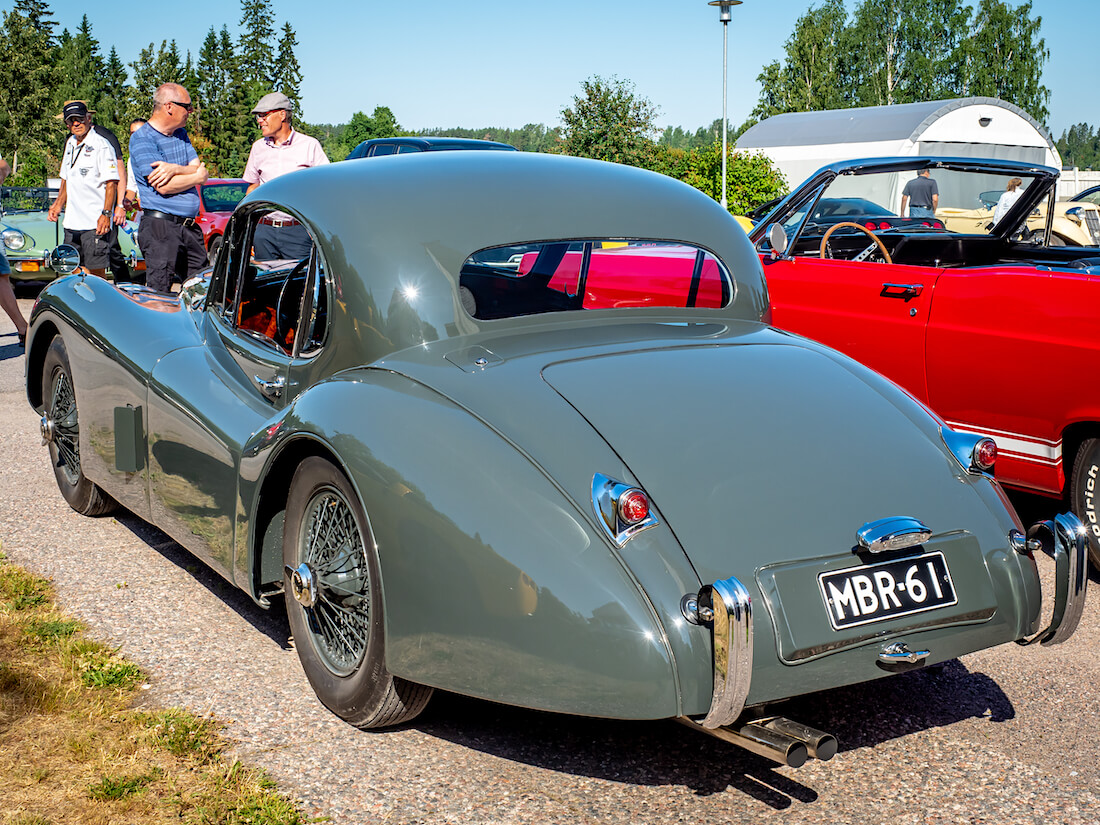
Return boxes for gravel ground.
[2,288,1098,824]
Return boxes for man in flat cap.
[243,91,329,260]
[47,100,121,277]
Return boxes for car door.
[146,209,315,581]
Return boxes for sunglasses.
[255,110,284,121]
[170,100,195,112]
[65,116,88,126]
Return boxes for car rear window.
[459,240,732,320]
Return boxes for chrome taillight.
[942,429,997,474]
[592,473,659,547]
[973,438,997,471]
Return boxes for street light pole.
[709,0,742,211]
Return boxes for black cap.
[61,100,90,121]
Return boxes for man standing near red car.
[243,91,329,260]
[129,83,209,293]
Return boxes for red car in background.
[196,179,247,263]
[748,156,1100,568]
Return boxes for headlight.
[3,228,27,251]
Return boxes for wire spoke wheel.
[39,337,115,516]
[300,488,370,675]
[283,456,432,728]
[48,366,82,487]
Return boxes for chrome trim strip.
[700,576,752,729]
[856,516,932,554]
[945,420,1062,463]
[1018,512,1088,647]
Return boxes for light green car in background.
[2,186,142,282]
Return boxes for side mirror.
[45,244,81,275]
[767,223,788,256]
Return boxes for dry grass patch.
[0,553,313,824]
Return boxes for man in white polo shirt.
[243,91,329,259]
[47,100,120,276]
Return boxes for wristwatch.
[101,209,112,216]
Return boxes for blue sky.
[31,0,1095,141]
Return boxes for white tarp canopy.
[737,97,1061,190]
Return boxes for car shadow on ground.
[415,657,1013,808]
[114,511,293,650]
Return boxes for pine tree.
[273,22,303,117]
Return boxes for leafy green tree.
[753,0,849,120]
[0,3,60,183]
[344,107,402,148]
[1057,124,1100,170]
[960,0,1049,123]
[843,0,970,106]
[559,75,659,166]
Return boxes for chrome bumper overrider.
[1018,512,1088,647]
[693,576,753,729]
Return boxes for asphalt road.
[2,287,1098,824]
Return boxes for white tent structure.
[737,97,1061,189]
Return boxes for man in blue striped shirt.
[129,83,209,293]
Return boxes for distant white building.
[737,97,1061,189]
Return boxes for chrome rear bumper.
[1018,512,1088,647]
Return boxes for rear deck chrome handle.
[878,641,930,664]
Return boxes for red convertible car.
[746,156,1100,568]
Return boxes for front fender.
[266,370,686,719]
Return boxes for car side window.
[213,208,323,356]
[370,144,397,157]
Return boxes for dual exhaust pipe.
[679,715,837,768]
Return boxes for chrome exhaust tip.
[679,715,838,768]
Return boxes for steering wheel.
[820,221,893,264]
[275,258,311,350]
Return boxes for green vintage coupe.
[24,153,1087,768]
[2,185,142,281]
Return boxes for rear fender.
[256,371,686,719]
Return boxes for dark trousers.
[108,226,133,283]
[137,216,207,293]
[254,222,312,261]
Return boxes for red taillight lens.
[974,438,997,471]
[878,221,890,230]
[865,221,876,230]
[619,489,650,525]
[921,221,932,227]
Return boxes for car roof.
[239,151,768,359]
[346,136,516,160]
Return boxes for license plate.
[818,552,957,630]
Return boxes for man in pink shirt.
[243,92,330,259]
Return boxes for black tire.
[283,456,432,728]
[41,337,116,516]
[1069,439,1100,570]
[207,235,222,266]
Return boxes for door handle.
[254,374,286,400]
[880,283,923,301]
